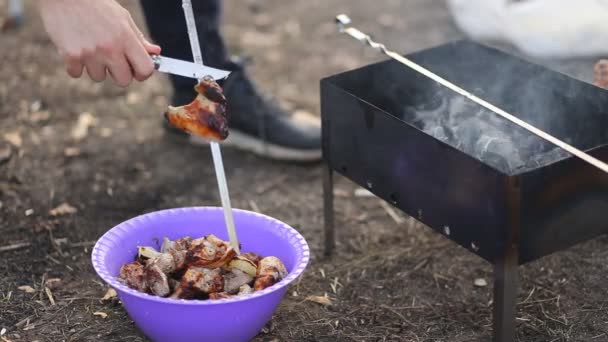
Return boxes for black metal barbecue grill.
[321,40,608,342]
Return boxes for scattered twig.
[0,242,30,253]
[521,286,536,303]
[379,305,414,326]
[46,255,62,265]
[45,287,55,306]
[14,316,32,328]
[248,200,261,213]
[255,174,288,194]
[378,201,404,224]
[68,241,96,248]
[540,304,567,326]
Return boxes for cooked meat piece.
[175,237,192,250]
[208,284,254,300]
[160,237,175,254]
[226,256,257,277]
[164,76,228,141]
[241,252,262,265]
[138,246,161,262]
[168,249,187,271]
[223,269,254,294]
[254,256,288,291]
[146,252,175,274]
[168,278,180,292]
[145,263,171,297]
[186,234,235,269]
[172,267,224,299]
[119,261,147,292]
[161,236,192,254]
[169,286,195,300]
[594,59,608,89]
[238,284,253,295]
[208,292,232,300]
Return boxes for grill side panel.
[321,79,509,262]
[519,150,608,263]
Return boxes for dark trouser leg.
[139,1,322,161]
[493,244,518,342]
[139,0,229,99]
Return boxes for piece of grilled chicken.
[164,75,229,141]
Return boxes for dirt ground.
[1,0,607,341]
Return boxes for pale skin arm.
[36,0,161,87]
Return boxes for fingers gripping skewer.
[335,14,608,174]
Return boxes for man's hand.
[37,0,161,87]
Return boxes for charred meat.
[254,256,288,291]
[119,234,287,300]
[164,76,229,141]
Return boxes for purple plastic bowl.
[91,207,310,342]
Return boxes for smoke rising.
[401,88,570,174]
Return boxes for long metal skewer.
[335,14,608,174]
[183,0,240,254]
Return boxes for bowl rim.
[91,206,310,306]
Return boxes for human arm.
[36,0,161,87]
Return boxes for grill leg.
[323,164,335,256]
[493,244,518,342]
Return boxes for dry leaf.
[45,278,61,290]
[45,287,55,305]
[253,13,272,27]
[49,203,77,216]
[474,278,488,287]
[29,111,50,123]
[126,92,140,105]
[71,112,98,141]
[354,188,374,197]
[306,295,332,306]
[93,312,108,319]
[17,285,35,293]
[99,127,112,138]
[101,288,117,301]
[64,147,80,157]
[3,132,22,147]
[240,31,280,47]
[0,144,11,164]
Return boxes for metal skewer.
[183,0,240,254]
[335,14,608,174]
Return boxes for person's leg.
[139,1,321,162]
[140,0,227,98]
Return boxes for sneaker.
[164,60,322,162]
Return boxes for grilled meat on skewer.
[164,76,229,141]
